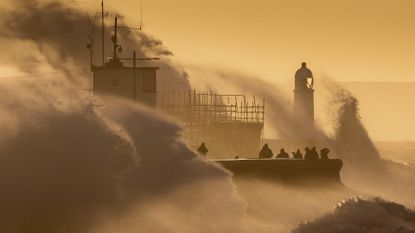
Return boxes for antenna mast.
[101,0,105,66]
[139,1,143,30]
[113,16,118,59]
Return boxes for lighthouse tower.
[294,62,315,139]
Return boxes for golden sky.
[90,0,415,141]
[94,0,415,83]
[2,0,415,140]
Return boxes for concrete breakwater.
[214,159,343,185]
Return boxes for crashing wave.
[293,197,415,233]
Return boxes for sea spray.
[322,80,415,206]
[0,2,247,232]
[186,67,415,207]
[1,0,415,232]
[322,79,383,167]
[0,79,247,233]
[0,0,190,90]
[293,197,415,233]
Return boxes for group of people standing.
[197,142,330,160]
[259,144,330,160]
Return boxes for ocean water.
[293,197,415,233]
[0,1,414,232]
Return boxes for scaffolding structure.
[158,90,265,157]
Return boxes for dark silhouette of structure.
[88,13,264,158]
[159,91,265,157]
[197,143,208,156]
[295,62,314,90]
[216,159,343,184]
[292,149,303,159]
[276,148,290,159]
[294,62,315,139]
[259,143,273,159]
[90,16,159,107]
[320,148,330,159]
[85,3,344,185]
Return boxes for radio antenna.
[113,16,118,59]
[139,1,143,30]
[101,0,105,65]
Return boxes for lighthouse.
[294,62,315,139]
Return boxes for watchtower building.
[89,16,159,107]
[294,62,315,138]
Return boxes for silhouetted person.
[305,147,319,160]
[310,147,319,159]
[259,143,273,159]
[320,148,330,159]
[292,149,303,159]
[304,147,311,160]
[295,62,314,90]
[197,143,208,157]
[276,148,290,159]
